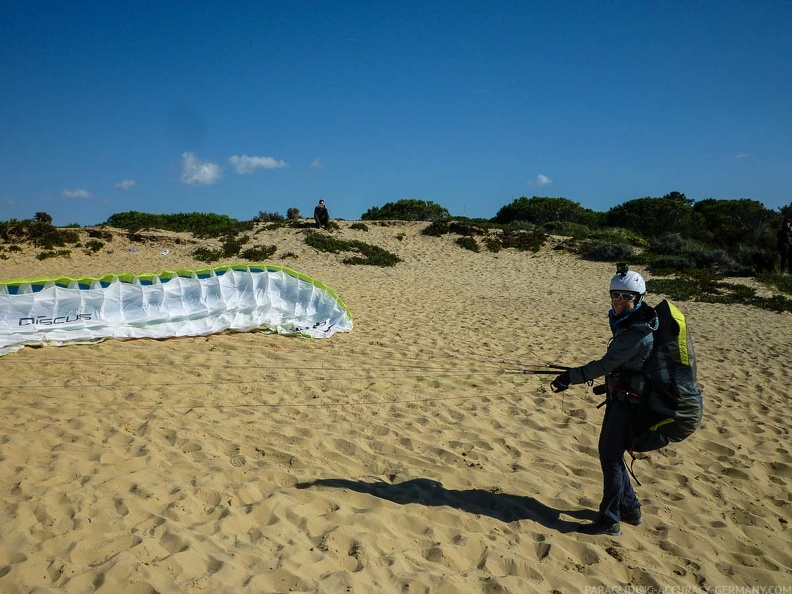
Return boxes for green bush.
[757,272,792,295]
[450,222,487,236]
[589,227,648,248]
[421,220,451,236]
[220,234,249,257]
[350,222,369,231]
[500,228,547,252]
[493,196,599,226]
[192,247,224,263]
[647,275,791,313]
[651,233,685,254]
[0,213,81,249]
[541,221,591,239]
[583,242,634,261]
[455,236,480,252]
[254,211,285,223]
[240,245,277,261]
[36,249,72,260]
[105,211,251,238]
[649,245,740,276]
[87,228,114,241]
[305,232,401,266]
[484,236,502,252]
[84,239,105,254]
[361,199,450,221]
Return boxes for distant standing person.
[314,199,330,230]
[779,219,792,273]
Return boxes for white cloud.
[114,179,136,190]
[63,188,92,198]
[734,152,749,159]
[535,174,552,187]
[181,152,223,185]
[228,154,287,174]
[310,158,323,169]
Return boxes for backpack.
[629,299,704,453]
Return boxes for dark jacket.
[567,304,659,390]
[314,205,329,225]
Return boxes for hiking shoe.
[577,517,621,536]
[621,507,643,526]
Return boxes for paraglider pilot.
[550,264,658,536]
[314,199,330,230]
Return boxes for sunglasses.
[610,291,636,301]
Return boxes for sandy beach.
[0,221,790,593]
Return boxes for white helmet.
[610,270,646,295]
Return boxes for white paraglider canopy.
[0,264,353,356]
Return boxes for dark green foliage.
[450,222,488,236]
[651,233,685,254]
[349,223,369,231]
[36,249,72,260]
[493,196,600,226]
[304,232,401,266]
[105,211,251,238]
[191,234,250,262]
[361,199,450,221]
[192,247,224,263]
[286,208,301,221]
[84,239,105,254]
[421,220,451,236]
[692,198,778,250]
[305,233,344,254]
[0,213,80,249]
[455,236,480,252]
[240,245,277,261]
[220,234,249,257]
[606,194,701,238]
[499,228,547,252]
[589,228,648,248]
[648,275,791,313]
[508,220,537,230]
[649,243,739,276]
[254,211,285,223]
[484,237,502,252]
[757,272,792,295]
[87,228,114,241]
[541,221,591,239]
[422,220,545,252]
[584,242,634,262]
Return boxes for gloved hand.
[550,371,571,393]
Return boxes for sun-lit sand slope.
[0,221,790,593]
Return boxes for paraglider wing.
[0,264,353,355]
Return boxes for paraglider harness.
[595,299,704,484]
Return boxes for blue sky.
[2,1,790,226]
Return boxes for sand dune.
[0,221,790,592]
